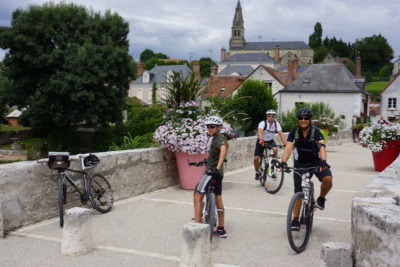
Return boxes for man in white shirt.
[253,110,286,180]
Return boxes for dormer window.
[143,71,150,83]
[167,70,174,81]
[303,78,310,83]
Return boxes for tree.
[140,49,155,62]
[189,57,217,78]
[308,22,323,49]
[0,2,133,133]
[232,79,278,132]
[155,52,169,59]
[152,82,157,104]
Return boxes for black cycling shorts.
[254,139,277,157]
[196,173,223,195]
[293,161,332,193]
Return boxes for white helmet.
[266,109,277,115]
[205,115,223,125]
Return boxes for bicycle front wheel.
[57,177,65,228]
[264,163,284,194]
[89,174,114,213]
[259,157,267,186]
[287,192,312,253]
[205,193,216,242]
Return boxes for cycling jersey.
[287,127,324,164]
[258,120,282,141]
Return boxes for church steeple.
[229,0,245,48]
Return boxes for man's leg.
[273,146,278,158]
[194,192,205,223]
[254,156,260,172]
[320,176,332,198]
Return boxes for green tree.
[308,22,323,49]
[140,49,155,62]
[127,103,165,124]
[232,79,278,132]
[151,81,157,104]
[155,52,169,59]
[189,57,217,78]
[0,2,133,133]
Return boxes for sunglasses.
[298,117,311,121]
[206,125,217,129]
[267,115,276,118]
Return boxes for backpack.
[293,126,319,156]
[84,154,100,167]
[263,120,277,133]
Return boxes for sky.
[1,0,400,63]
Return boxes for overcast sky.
[1,0,400,63]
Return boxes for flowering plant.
[352,123,368,131]
[358,123,400,152]
[154,101,233,154]
[312,115,339,136]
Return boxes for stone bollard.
[0,204,4,239]
[180,223,211,267]
[320,242,353,267]
[61,207,93,256]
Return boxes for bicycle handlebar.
[262,144,285,149]
[187,158,228,167]
[284,166,324,173]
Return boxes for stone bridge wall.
[0,130,352,232]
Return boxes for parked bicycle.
[285,166,321,253]
[188,158,227,242]
[259,144,285,194]
[38,152,113,227]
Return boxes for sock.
[217,226,224,231]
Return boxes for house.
[225,0,314,65]
[7,109,22,126]
[324,53,351,65]
[200,75,246,107]
[392,58,400,79]
[218,52,275,73]
[279,60,370,128]
[380,73,400,122]
[217,65,254,76]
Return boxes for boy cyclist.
[194,115,229,238]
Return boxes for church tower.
[229,0,245,48]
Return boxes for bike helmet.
[296,107,313,118]
[204,115,223,125]
[266,109,277,115]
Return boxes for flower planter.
[372,142,400,172]
[175,152,208,190]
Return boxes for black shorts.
[254,140,277,157]
[196,173,223,195]
[293,161,332,193]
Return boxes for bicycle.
[188,158,227,242]
[259,144,285,194]
[285,166,320,253]
[38,152,114,227]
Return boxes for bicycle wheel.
[287,192,312,253]
[205,193,216,242]
[264,161,284,194]
[89,174,114,213]
[57,177,65,228]
[259,157,267,186]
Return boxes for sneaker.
[316,197,326,210]
[213,229,228,238]
[255,172,260,180]
[291,219,300,231]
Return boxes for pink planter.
[175,152,208,190]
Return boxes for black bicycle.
[285,166,320,253]
[188,158,226,242]
[38,152,114,227]
[259,144,285,194]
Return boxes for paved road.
[0,143,376,267]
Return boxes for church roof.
[221,52,274,63]
[230,41,312,50]
[132,65,192,84]
[217,65,254,76]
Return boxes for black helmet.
[296,108,313,118]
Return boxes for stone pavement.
[0,143,376,267]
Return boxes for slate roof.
[132,65,192,84]
[221,53,274,63]
[281,64,365,93]
[230,41,312,50]
[276,65,310,73]
[202,75,246,98]
[217,65,254,76]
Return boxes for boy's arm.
[217,144,227,170]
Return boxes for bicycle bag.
[84,154,100,167]
[48,154,70,170]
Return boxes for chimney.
[274,45,280,63]
[287,59,294,84]
[211,65,218,75]
[137,62,145,77]
[221,47,227,61]
[293,54,299,71]
[356,51,362,78]
[192,61,200,80]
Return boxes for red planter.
[372,140,400,172]
[175,152,208,190]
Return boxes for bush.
[127,104,165,124]
[110,133,160,151]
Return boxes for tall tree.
[0,2,133,133]
[189,57,217,78]
[152,81,157,104]
[140,49,155,63]
[308,22,323,49]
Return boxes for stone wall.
[0,130,34,145]
[0,129,353,232]
[352,155,400,266]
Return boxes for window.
[389,98,397,109]
[137,89,143,100]
[160,88,166,100]
[264,81,272,90]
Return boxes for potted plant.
[312,115,339,143]
[359,123,400,171]
[154,101,233,189]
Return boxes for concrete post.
[320,242,353,267]
[180,223,211,267]
[61,207,93,256]
[0,204,4,239]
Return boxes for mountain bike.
[285,166,319,253]
[259,144,285,194]
[38,152,114,227]
[188,158,227,242]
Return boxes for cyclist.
[254,109,286,180]
[279,107,332,230]
[194,115,229,238]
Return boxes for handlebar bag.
[84,154,100,167]
[48,154,70,170]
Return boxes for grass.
[0,125,31,132]
[365,82,389,96]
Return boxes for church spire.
[229,0,245,49]
[233,0,244,27]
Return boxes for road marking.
[143,198,351,223]
[10,232,61,242]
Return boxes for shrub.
[110,133,160,151]
[127,103,165,124]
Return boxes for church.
[222,0,314,66]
